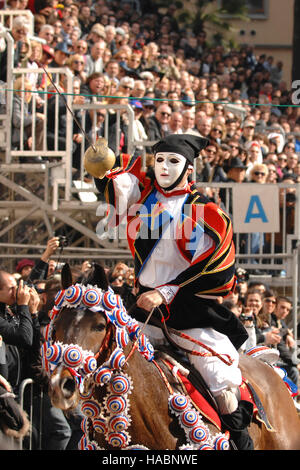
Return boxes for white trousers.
[139,323,242,396]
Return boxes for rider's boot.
[216,388,254,450]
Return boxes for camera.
[286,193,296,204]
[236,267,249,283]
[58,235,68,247]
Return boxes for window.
[219,0,268,18]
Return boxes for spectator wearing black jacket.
[0,272,40,392]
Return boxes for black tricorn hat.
[152,134,209,164]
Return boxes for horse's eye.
[93,323,106,332]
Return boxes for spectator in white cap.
[268,132,285,153]
[240,119,255,146]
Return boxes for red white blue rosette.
[79,384,94,400]
[65,285,83,305]
[80,417,90,435]
[105,395,127,414]
[81,355,97,375]
[109,348,126,370]
[54,289,65,307]
[198,443,214,450]
[126,318,141,340]
[115,328,129,349]
[94,366,113,385]
[140,340,154,361]
[107,431,129,448]
[93,416,108,434]
[109,414,130,432]
[180,409,199,428]
[84,441,98,450]
[41,323,53,343]
[113,308,130,327]
[169,394,190,413]
[78,435,88,450]
[81,399,101,418]
[46,343,63,364]
[78,435,102,451]
[63,345,83,368]
[110,374,131,395]
[213,435,230,450]
[102,291,118,310]
[82,289,102,308]
[189,425,209,444]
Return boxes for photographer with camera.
[0,272,40,392]
[24,237,61,286]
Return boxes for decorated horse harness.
[41,283,230,450]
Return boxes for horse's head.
[44,263,111,410]
[42,263,154,411]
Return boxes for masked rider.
[92,134,254,450]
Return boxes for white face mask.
[154,152,187,189]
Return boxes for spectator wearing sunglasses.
[209,121,226,144]
[67,53,87,84]
[117,76,135,97]
[146,103,172,142]
[276,152,287,178]
[260,290,277,325]
[245,141,263,178]
[197,140,227,183]
[249,163,268,184]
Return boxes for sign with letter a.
[232,184,279,233]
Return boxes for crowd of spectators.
[0,0,300,181]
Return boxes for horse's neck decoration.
[41,284,154,384]
[41,283,230,451]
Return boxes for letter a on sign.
[244,195,268,223]
[232,184,279,233]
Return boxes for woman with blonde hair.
[67,53,87,84]
[26,40,43,90]
[249,163,269,184]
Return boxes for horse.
[42,264,300,450]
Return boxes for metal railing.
[18,378,44,450]
[0,9,34,35]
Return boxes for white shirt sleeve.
[113,172,141,216]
